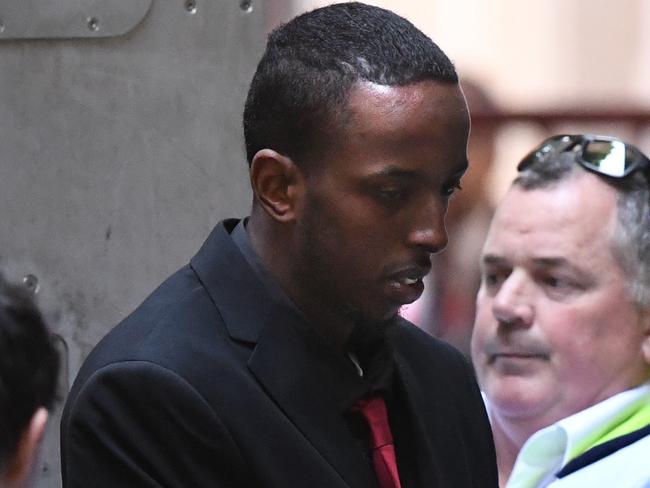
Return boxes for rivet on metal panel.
[184,0,198,14]
[87,16,100,32]
[239,0,253,13]
[22,274,40,295]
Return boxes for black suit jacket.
[61,219,497,487]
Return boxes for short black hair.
[243,2,458,168]
[0,274,59,469]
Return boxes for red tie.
[353,395,403,488]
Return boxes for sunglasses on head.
[517,134,650,180]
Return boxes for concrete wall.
[0,1,266,485]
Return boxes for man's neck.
[247,211,355,353]
[289,291,357,352]
[489,410,534,487]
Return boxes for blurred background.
[1,0,649,485]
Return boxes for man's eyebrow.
[452,164,469,181]
[483,254,577,269]
[530,257,588,276]
[483,254,589,276]
[481,254,509,266]
[367,161,469,181]
[531,257,571,267]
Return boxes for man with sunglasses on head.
[472,134,650,488]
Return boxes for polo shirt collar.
[502,381,650,487]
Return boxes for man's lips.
[383,264,431,304]
[487,350,550,363]
[385,260,431,281]
[388,266,430,282]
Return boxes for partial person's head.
[472,134,650,432]
[245,2,469,329]
[0,275,59,487]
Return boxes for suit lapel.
[190,219,271,343]
[249,318,377,488]
[390,330,444,488]
[190,220,376,487]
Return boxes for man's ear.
[3,407,48,487]
[250,149,304,222]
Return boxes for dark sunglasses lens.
[581,140,636,177]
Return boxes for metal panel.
[0,0,152,39]
[0,0,266,485]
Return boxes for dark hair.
[243,1,458,168]
[0,275,59,469]
[514,149,650,308]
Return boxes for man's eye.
[483,271,503,288]
[543,276,571,289]
[539,274,586,300]
[442,181,463,197]
[377,188,406,201]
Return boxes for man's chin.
[348,312,399,358]
[340,300,399,325]
[353,311,400,336]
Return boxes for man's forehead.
[347,80,467,116]
[500,173,617,229]
[339,80,468,152]
[481,252,590,279]
[483,174,620,264]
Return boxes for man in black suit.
[61,3,498,486]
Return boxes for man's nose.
[407,198,448,254]
[491,270,534,328]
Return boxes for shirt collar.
[502,381,650,487]
[557,381,650,461]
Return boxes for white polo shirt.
[489,382,650,488]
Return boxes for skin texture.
[248,80,469,351]
[2,407,48,488]
[471,171,650,483]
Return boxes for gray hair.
[513,151,650,309]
